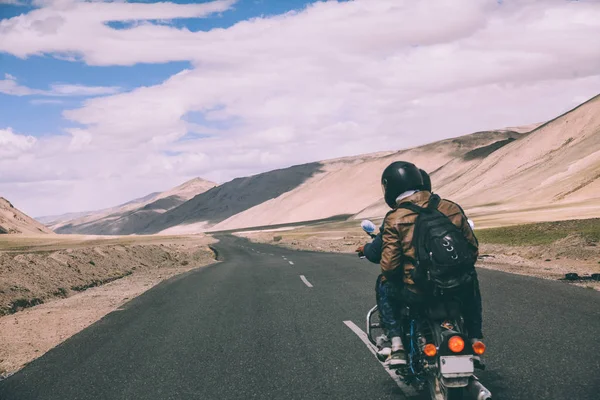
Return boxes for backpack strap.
[397,202,423,214]
[427,194,441,210]
[398,194,441,213]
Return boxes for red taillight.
[472,340,486,355]
[448,336,465,353]
[424,343,437,357]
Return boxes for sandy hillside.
[0,234,217,377]
[142,161,349,234]
[43,94,599,235]
[52,177,216,235]
[40,192,161,228]
[0,198,53,235]
[0,234,216,316]
[452,95,600,208]
[356,94,600,222]
[147,129,523,234]
[208,127,534,231]
[209,95,597,232]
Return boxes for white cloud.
[0,73,121,96]
[49,83,120,96]
[1,0,600,216]
[0,128,37,159]
[67,128,93,150]
[30,98,65,105]
[0,73,37,95]
[0,0,237,64]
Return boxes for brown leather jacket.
[380,191,478,292]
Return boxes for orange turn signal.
[424,343,437,357]
[448,336,465,353]
[472,341,486,355]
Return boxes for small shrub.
[89,260,96,266]
[181,260,189,266]
[273,236,283,242]
[9,298,44,313]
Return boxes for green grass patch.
[477,218,600,246]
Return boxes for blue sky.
[0,0,318,138]
[1,0,599,217]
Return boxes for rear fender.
[427,320,474,386]
[441,376,470,388]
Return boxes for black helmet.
[419,169,431,192]
[381,161,424,208]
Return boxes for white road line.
[299,275,313,288]
[343,320,418,396]
[288,261,294,265]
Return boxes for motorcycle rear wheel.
[428,375,463,400]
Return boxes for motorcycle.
[360,220,492,400]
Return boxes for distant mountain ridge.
[37,191,161,226]
[48,94,600,235]
[0,198,53,235]
[52,178,217,235]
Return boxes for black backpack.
[398,195,476,291]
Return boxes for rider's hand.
[355,244,365,257]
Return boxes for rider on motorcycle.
[379,161,484,367]
[356,169,431,366]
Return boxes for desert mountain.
[356,94,600,224]
[49,94,600,235]
[182,95,599,233]
[38,191,161,228]
[138,128,524,234]
[0,198,53,235]
[53,178,216,235]
[206,130,527,232]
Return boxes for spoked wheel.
[427,375,463,400]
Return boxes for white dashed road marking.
[343,320,418,396]
[288,261,294,265]
[299,275,313,288]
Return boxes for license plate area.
[440,355,474,378]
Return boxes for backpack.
[398,195,476,291]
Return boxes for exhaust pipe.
[467,377,492,400]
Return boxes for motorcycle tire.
[428,375,464,400]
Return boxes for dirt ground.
[0,234,217,378]
[237,220,600,291]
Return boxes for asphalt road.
[1,235,599,400]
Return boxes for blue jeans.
[375,275,403,338]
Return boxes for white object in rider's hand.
[361,220,377,234]
[468,219,475,230]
